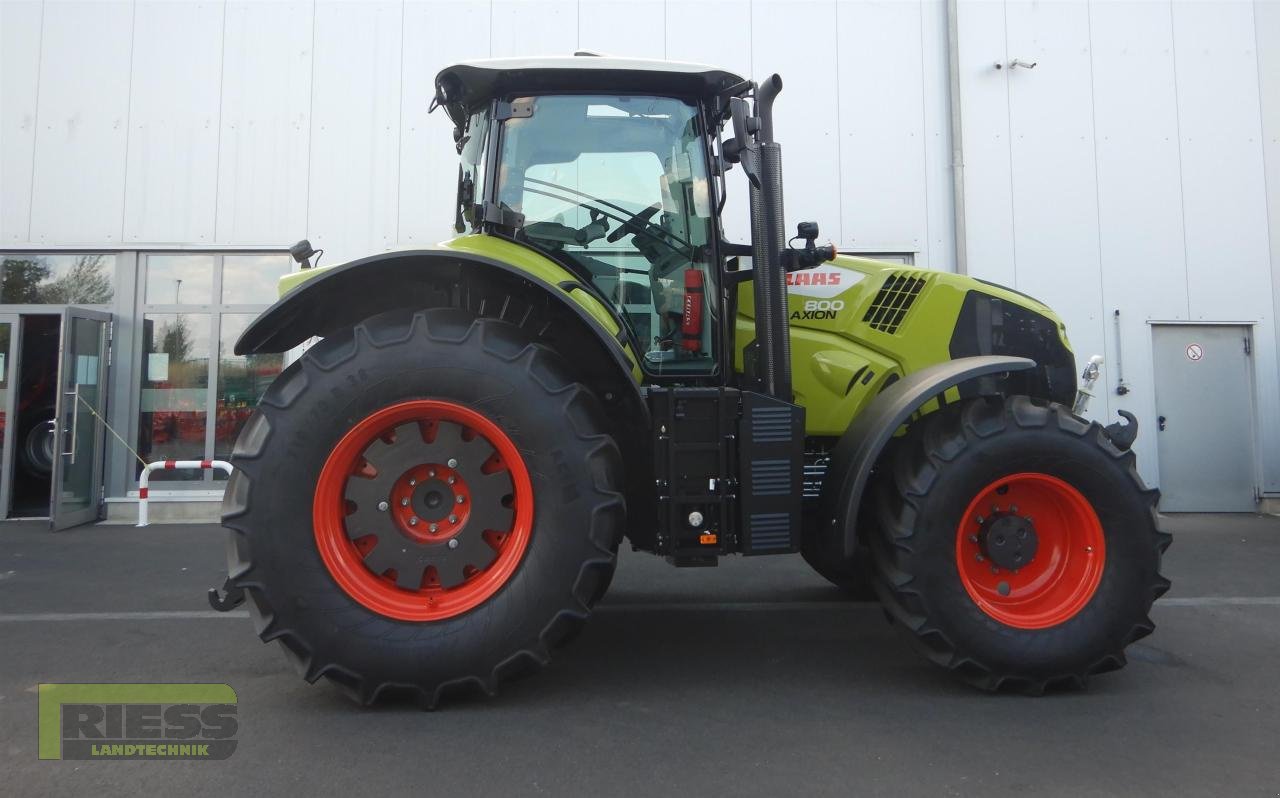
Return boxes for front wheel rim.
[313,400,534,622]
[955,472,1105,630]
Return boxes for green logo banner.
[38,683,238,760]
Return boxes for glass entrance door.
[0,314,19,518]
[50,308,111,530]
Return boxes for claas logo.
[786,271,841,286]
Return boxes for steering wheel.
[606,203,662,244]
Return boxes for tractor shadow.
[345,591,998,713]
[512,598,968,702]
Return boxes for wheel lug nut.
[1010,504,1018,513]
[430,523,439,533]
[456,495,465,504]
[400,497,409,507]
[408,516,418,526]
[447,539,458,549]
[447,458,458,468]
[968,535,979,544]
[975,554,984,562]
[409,478,416,486]
[1085,546,1094,553]
[447,476,455,485]
[377,501,388,512]
[428,469,436,478]
[448,515,458,524]
[975,515,985,525]
[991,565,999,574]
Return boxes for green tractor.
[220,56,1169,705]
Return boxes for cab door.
[50,308,111,530]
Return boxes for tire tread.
[221,309,624,708]
[868,396,1169,694]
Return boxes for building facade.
[1,0,1278,521]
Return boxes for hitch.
[207,576,246,612]
[1103,410,1139,451]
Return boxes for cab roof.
[434,56,748,124]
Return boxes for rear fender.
[237,247,660,546]
[237,248,631,370]
[819,355,1037,559]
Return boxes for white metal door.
[1152,325,1256,512]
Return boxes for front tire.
[869,396,1171,693]
[222,309,625,707]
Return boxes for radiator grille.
[863,272,928,334]
[751,459,791,496]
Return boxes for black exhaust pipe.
[748,74,792,400]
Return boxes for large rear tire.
[869,395,1171,693]
[222,309,625,707]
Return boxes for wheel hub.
[980,513,1038,571]
[388,464,471,542]
[339,421,513,588]
[955,472,1106,630]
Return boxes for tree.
[0,257,51,303]
[0,254,113,304]
[37,254,114,304]
[158,315,194,364]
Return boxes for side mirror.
[726,97,761,189]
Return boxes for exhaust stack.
[746,75,792,400]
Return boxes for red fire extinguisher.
[681,269,704,353]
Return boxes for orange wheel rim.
[313,400,533,622]
[955,472,1105,629]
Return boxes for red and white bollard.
[136,459,234,527]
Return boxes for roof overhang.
[434,56,749,125]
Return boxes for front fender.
[819,355,1037,559]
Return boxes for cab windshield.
[493,94,717,374]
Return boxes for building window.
[0,254,115,304]
[144,254,214,305]
[135,253,289,485]
[139,312,210,480]
[214,314,283,478]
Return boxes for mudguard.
[235,249,636,391]
[819,355,1037,559]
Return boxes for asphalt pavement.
[2,513,1279,796]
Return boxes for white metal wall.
[0,0,954,262]
[958,0,1279,496]
[1,0,1277,498]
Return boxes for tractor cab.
[435,57,748,376]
